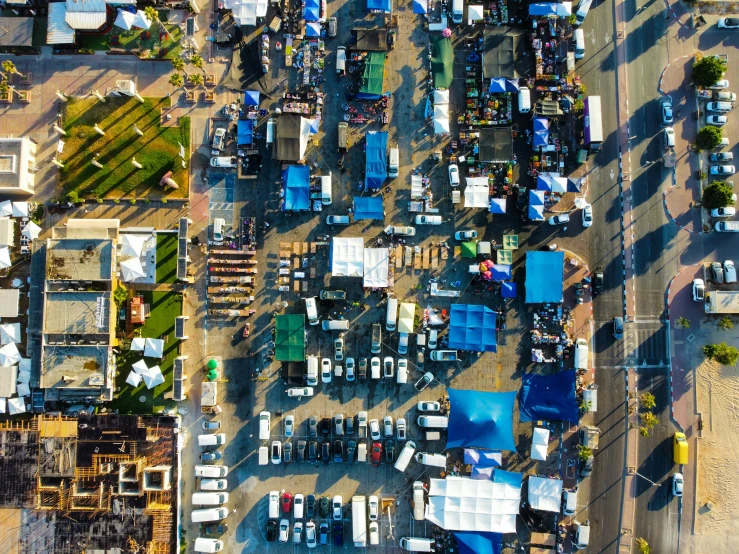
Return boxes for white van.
[400,537,436,552]
[306,356,319,386]
[192,492,229,505]
[210,156,237,168]
[336,46,346,76]
[357,441,368,462]
[412,481,426,521]
[194,538,224,553]
[451,0,463,24]
[258,446,269,465]
[574,338,589,370]
[322,319,349,331]
[259,411,271,440]
[198,433,226,448]
[574,0,592,26]
[574,29,585,60]
[388,147,399,178]
[195,465,228,478]
[269,490,280,519]
[394,440,416,472]
[563,488,578,516]
[415,452,447,468]
[326,215,350,225]
[304,296,319,326]
[191,507,229,523]
[386,297,398,331]
[321,174,332,205]
[573,520,590,549]
[212,218,225,243]
[518,88,531,113]
[417,416,449,428]
[396,360,408,384]
[707,101,733,113]
[201,479,227,491]
[266,118,276,146]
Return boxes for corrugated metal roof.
[47,3,76,45]
[65,11,106,30]
[65,0,105,13]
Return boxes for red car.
[370,442,383,466]
[282,492,293,513]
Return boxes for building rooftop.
[0,138,33,193]
[43,292,111,336]
[45,239,114,281]
[0,217,14,247]
[40,345,108,396]
[0,289,19,318]
[0,17,34,47]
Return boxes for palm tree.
[1,61,22,80]
[169,73,185,90]
[171,57,188,76]
[189,73,204,88]
[190,54,205,73]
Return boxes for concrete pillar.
[53,125,66,136]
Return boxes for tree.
[113,285,128,307]
[635,538,651,554]
[66,191,80,204]
[640,392,656,410]
[718,316,734,331]
[676,317,691,329]
[169,73,185,89]
[171,57,187,75]
[191,54,205,73]
[1,60,21,78]
[693,55,727,88]
[704,342,739,365]
[703,181,736,209]
[189,73,204,88]
[640,411,659,429]
[576,445,592,461]
[696,126,723,150]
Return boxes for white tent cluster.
[118,233,156,283]
[330,238,390,288]
[464,176,490,209]
[433,89,450,135]
[531,427,550,461]
[0,357,31,415]
[127,358,164,390]
[221,0,268,26]
[527,476,563,512]
[114,9,151,31]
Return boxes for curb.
[663,188,702,234]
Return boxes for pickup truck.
[371,324,382,354]
[430,350,458,362]
[320,290,347,301]
[357,411,368,439]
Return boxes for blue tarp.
[525,250,564,303]
[528,190,545,220]
[494,469,523,488]
[534,118,550,147]
[282,165,311,211]
[471,466,494,480]
[353,196,384,220]
[447,389,517,451]
[448,304,497,352]
[237,119,253,145]
[306,21,321,36]
[491,264,511,281]
[501,282,517,298]
[488,78,520,94]
[464,449,502,467]
[489,198,507,214]
[520,370,579,423]
[454,533,502,554]
[304,0,320,21]
[529,2,571,17]
[365,132,388,191]
[367,0,392,12]
[412,0,428,13]
[243,90,260,106]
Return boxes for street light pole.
[632,470,660,487]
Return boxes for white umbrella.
[132,359,149,374]
[120,234,146,257]
[142,365,164,389]
[126,371,142,387]
[144,338,164,358]
[0,201,11,217]
[11,202,29,218]
[16,383,30,397]
[114,10,136,30]
[0,343,21,367]
[120,257,145,281]
[7,397,24,414]
[0,247,10,270]
[21,221,41,240]
[0,323,20,344]
[131,337,145,351]
[132,10,152,29]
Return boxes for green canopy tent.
[275,314,306,361]
[358,52,387,100]
[431,36,454,89]
[461,242,477,258]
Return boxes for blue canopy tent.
[448,304,498,352]
[282,165,311,211]
[530,189,544,205]
[528,190,545,221]
[491,264,511,281]
[412,0,428,13]
[237,119,253,146]
[568,177,584,192]
[367,0,392,11]
[306,21,321,36]
[446,389,517,451]
[525,251,564,303]
[365,132,388,191]
[243,90,260,106]
[529,2,571,17]
[533,118,550,148]
[489,198,506,214]
[309,119,320,134]
[453,532,502,554]
[520,370,579,423]
[304,0,321,20]
[501,282,517,298]
[488,78,520,93]
[353,196,384,220]
[464,449,502,467]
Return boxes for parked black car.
[204,523,229,537]
[320,496,331,518]
[321,418,332,437]
[265,521,276,542]
[308,441,318,463]
[334,523,344,546]
[384,439,395,463]
[333,440,344,463]
[297,440,307,462]
[308,416,318,438]
[346,440,356,464]
[321,441,331,464]
[306,494,316,519]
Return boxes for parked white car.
[286,387,314,397]
[321,358,332,383]
[448,163,460,186]
[711,207,736,218]
[415,215,443,225]
[548,214,570,225]
[711,165,736,175]
[284,415,294,437]
[455,230,478,240]
[581,204,593,228]
[417,401,441,412]
[369,419,381,440]
[707,115,728,126]
[692,278,705,302]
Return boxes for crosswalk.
[208,173,235,230]
[595,319,669,367]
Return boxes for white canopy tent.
[531,427,550,461]
[331,237,364,277]
[144,338,165,358]
[16,382,30,397]
[120,257,146,282]
[433,89,450,105]
[464,186,489,208]
[0,323,21,345]
[223,0,269,26]
[113,10,135,30]
[7,397,24,415]
[0,398,6,414]
[141,365,164,389]
[11,202,29,218]
[527,476,563,512]
[425,476,520,533]
[132,359,149,374]
[468,4,484,21]
[131,337,146,351]
[0,201,12,217]
[434,104,450,134]
[17,368,30,385]
[126,371,143,387]
[131,10,152,29]
[0,247,10,270]
[120,233,147,257]
[21,221,41,240]
[411,175,425,200]
[363,248,389,288]
[0,343,21,367]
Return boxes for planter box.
[203,89,216,103]
[17,91,30,103]
[205,73,216,86]
[16,73,31,86]
[184,90,196,104]
[0,90,13,103]
[186,75,200,88]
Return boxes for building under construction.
[0,414,179,554]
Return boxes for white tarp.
[0,343,21,367]
[0,247,10,269]
[21,221,41,240]
[7,397,24,415]
[144,338,165,358]
[0,323,20,345]
[531,427,549,461]
[131,337,146,351]
[433,89,450,105]
[464,186,489,208]
[331,237,364,277]
[468,4,484,21]
[120,233,147,257]
[11,202,29,218]
[411,175,425,200]
[113,9,135,29]
[434,104,450,134]
[120,257,145,282]
[131,10,151,29]
[363,248,389,288]
[126,371,142,387]
[223,0,268,26]
[527,476,563,512]
[0,202,11,217]
[426,476,520,533]
[466,177,489,187]
[0,398,6,413]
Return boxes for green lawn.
[76,33,110,52]
[60,96,190,199]
[115,24,184,60]
[156,234,178,284]
[111,290,183,414]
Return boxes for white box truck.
[352,495,367,546]
[191,507,229,523]
[394,440,416,472]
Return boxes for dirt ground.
[693,358,739,552]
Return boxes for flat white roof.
[331,237,364,277]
